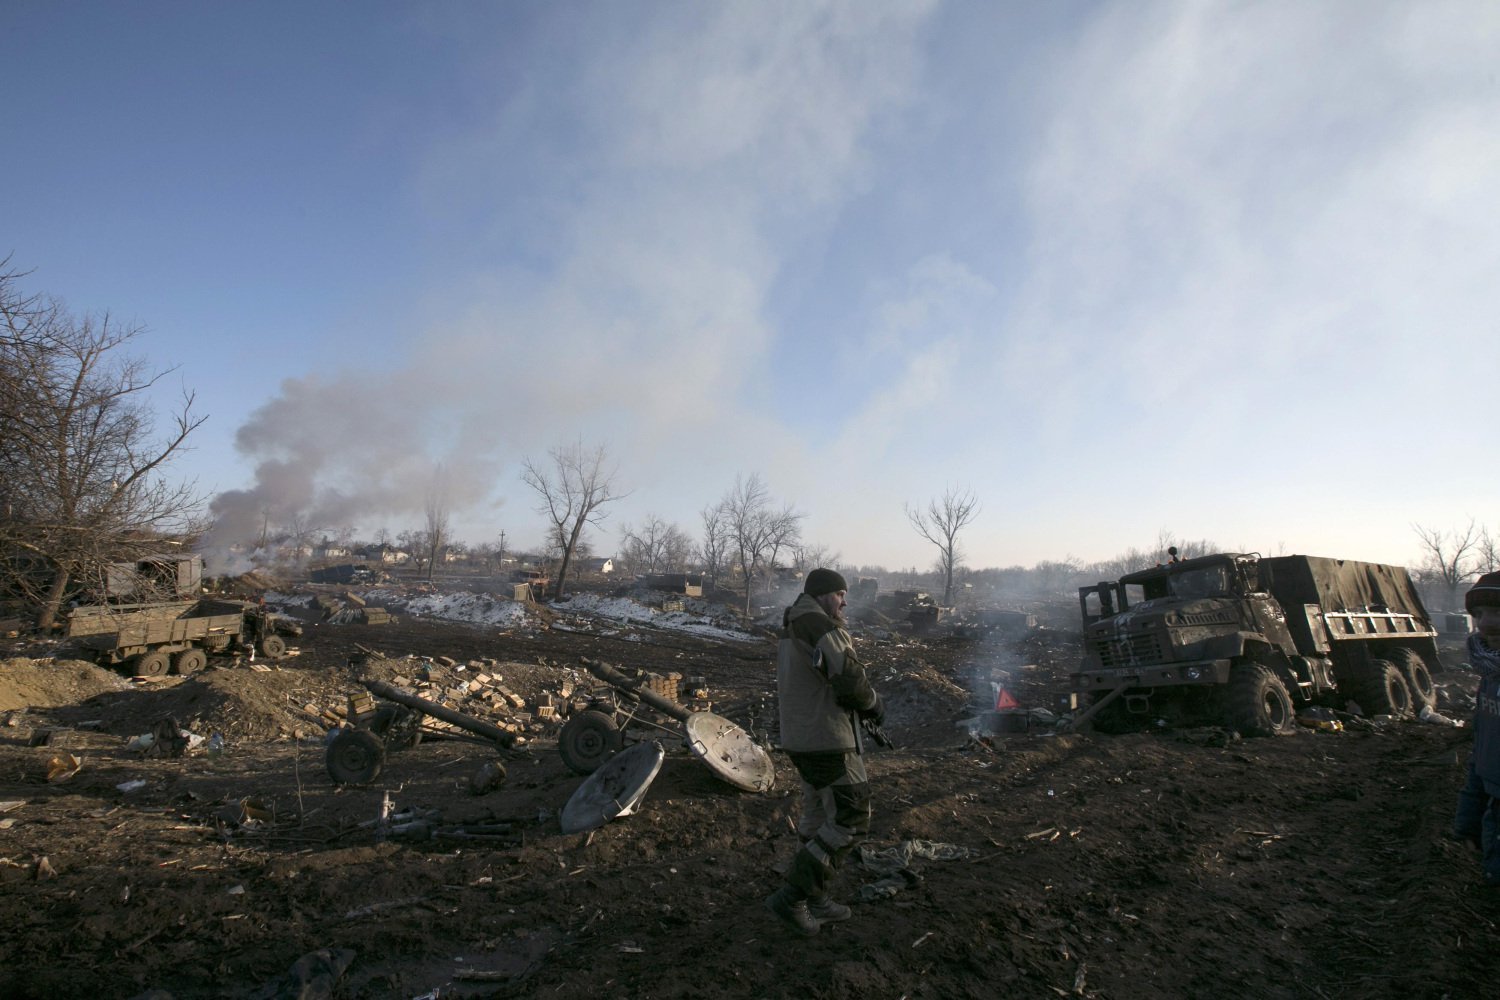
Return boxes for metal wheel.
[133,651,171,678]
[558,710,623,775]
[326,729,386,785]
[173,648,207,675]
[258,634,288,659]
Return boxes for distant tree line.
[8,260,1475,627]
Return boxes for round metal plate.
[683,712,775,793]
[559,740,666,834]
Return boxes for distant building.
[359,544,410,564]
[581,557,615,574]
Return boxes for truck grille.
[1093,634,1163,667]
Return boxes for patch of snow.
[555,593,758,642]
[371,591,533,628]
[337,587,759,642]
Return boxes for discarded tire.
[326,729,386,785]
[1388,648,1437,712]
[558,710,623,775]
[1227,662,1296,736]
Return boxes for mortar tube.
[363,679,518,748]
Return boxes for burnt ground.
[0,593,1497,1000]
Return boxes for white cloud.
[206,0,1500,573]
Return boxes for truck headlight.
[1185,666,1202,681]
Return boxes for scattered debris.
[45,752,82,783]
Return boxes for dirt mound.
[21,663,342,742]
[0,657,131,713]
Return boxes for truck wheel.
[1347,659,1414,719]
[1227,663,1296,736]
[326,729,386,785]
[258,634,288,659]
[173,648,208,675]
[1388,649,1437,712]
[133,651,171,678]
[559,710,623,775]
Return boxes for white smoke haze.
[202,1,940,566]
[199,1,1499,572]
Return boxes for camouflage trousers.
[782,750,872,900]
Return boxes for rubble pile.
[302,655,582,740]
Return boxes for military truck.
[1072,552,1441,736]
[65,598,303,677]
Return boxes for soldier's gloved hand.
[859,693,885,726]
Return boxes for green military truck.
[1072,552,1441,735]
[65,599,303,677]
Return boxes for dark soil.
[0,594,1496,999]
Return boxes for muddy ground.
[0,589,1497,1000]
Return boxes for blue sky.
[5,1,1497,573]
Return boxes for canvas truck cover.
[1258,556,1430,620]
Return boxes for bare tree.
[718,474,803,617]
[1412,521,1481,610]
[698,502,731,589]
[422,472,450,583]
[1154,530,1214,564]
[0,266,206,629]
[1478,526,1499,576]
[521,440,626,600]
[278,512,326,560]
[619,514,692,576]
[905,485,980,605]
[793,543,841,575]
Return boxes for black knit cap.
[1466,571,1500,613]
[804,568,848,598]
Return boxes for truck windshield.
[1167,564,1235,599]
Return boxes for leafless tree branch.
[905,485,980,605]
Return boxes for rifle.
[861,716,894,750]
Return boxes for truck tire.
[133,651,171,678]
[559,710,623,775]
[1227,662,1296,737]
[1388,648,1437,712]
[1346,658,1414,719]
[173,648,207,675]
[258,634,288,659]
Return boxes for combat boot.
[765,886,819,937]
[805,896,851,923]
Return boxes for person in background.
[1453,571,1500,888]
[765,568,884,936]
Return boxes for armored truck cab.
[1073,553,1440,735]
